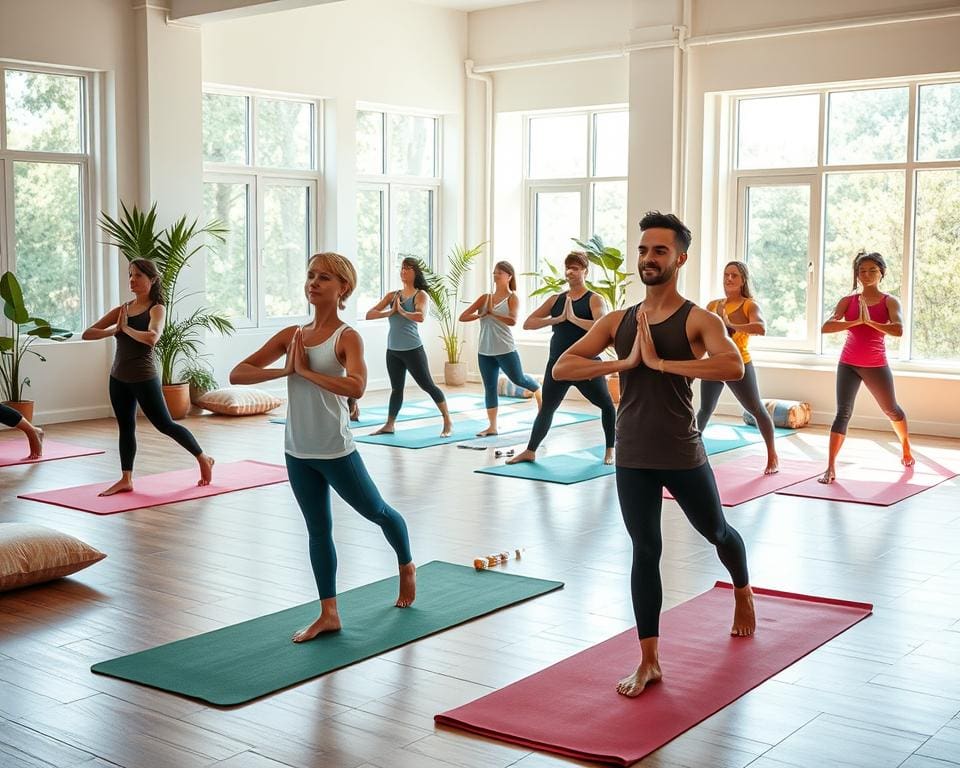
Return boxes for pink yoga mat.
[0,439,104,468]
[664,458,824,506]
[436,583,872,766]
[18,460,288,514]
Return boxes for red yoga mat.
[664,458,824,506]
[0,439,105,468]
[436,583,872,766]
[18,460,288,515]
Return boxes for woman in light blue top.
[231,252,415,643]
[460,260,541,436]
[365,257,452,436]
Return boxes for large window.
[202,89,320,327]
[1,66,93,333]
[354,108,439,313]
[524,108,628,306]
[731,79,960,366]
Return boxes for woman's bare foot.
[476,427,498,437]
[440,418,454,437]
[506,449,536,465]
[763,456,780,475]
[396,562,417,607]
[616,662,663,697]
[27,426,44,459]
[902,451,915,467]
[371,423,395,436]
[731,585,756,636]
[817,467,836,484]
[292,612,342,642]
[604,448,615,465]
[197,454,215,486]
[99,478,134,497]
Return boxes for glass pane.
[357,110,384,175]
[593,111,628,177]
[912,170,960,362]
[743,185,810,340]
[826,87,908,165]
[592,181,627,257]
[12,162,83,331]
[391,187,433,268]
[387,114,435,177]
[355,188,384,311]
[5,70,83,153]
[737,95,818,169]
[917,82,960,161]
[203,182,249,321]
[202,93,248,165]
[529,114,588,178]
[262,185,310,318]
[822,172,904,355]
[534,190,582,274]
[256,98,312,169]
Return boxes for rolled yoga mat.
[476,445,613,484]
[91,561,563,705]
[436,582,872,766]
[0,439,104,468]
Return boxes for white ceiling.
[409,0,540,11]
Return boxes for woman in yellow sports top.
[696,261,778,475]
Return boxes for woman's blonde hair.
[309,252,356,309]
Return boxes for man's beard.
[639,263,675,285]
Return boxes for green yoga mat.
[270,394,526,427]
[91,561,563,706]
[476,445,614,484]
[702,423,794,455]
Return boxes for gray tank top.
[387,291,423,351]
[478,296,516,356]
[613,301,706,470]
[110,303,159,383]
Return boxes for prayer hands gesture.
[288,327,310,376]
[116,304,129,335]
[482,293,493,316]
[715,300,732,330]
[625,307,662,371]
[562,296,575,322]
[858,295,870,326]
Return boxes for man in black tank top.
[553,211,756,697]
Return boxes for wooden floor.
[2,387,959,768]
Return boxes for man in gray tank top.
[553,211,756,697]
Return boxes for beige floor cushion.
[0,523,106,591]
[196,387,284,416]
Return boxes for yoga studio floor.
[2,386,959,768]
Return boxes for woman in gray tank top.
[365,257,452,436]
[460,260,541,436]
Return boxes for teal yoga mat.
[356,410,598,449]
[476,445,613,484]
[91,561,563,706]
[702,422,794,456]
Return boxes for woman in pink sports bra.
[819,251,913,484]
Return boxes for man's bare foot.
[292,612,342,642]
[616,663,663,697]
[731,585,756,637]
[604,448,614,465]
[197,454,215,486]
[764,457,780,475]
[371,424,395,435]
[99,478,134,497]
[506,449,536,465]
[440,419,454,437]
[396,562,416,608]
[817,467,836,484]
[476,427,498,437]
[27,426,44,459]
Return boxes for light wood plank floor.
[2,387,959,768]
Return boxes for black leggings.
[526,358,616,451]
[831,362,906,435]
[616,462,749,639]
[109,376,203,471]
[1,402,23,428]
[697,361,776,446]
[386,346,446,420]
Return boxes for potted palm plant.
[99,203,235,419]
[1,271,73,422]
[419,242,485,385]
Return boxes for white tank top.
[478,296,516,356]
[284,324,356,459]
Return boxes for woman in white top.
[460,260,541,436]
[230,252,415,642]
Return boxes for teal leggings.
[285,451,412,600]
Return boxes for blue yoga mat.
[270,394,525,427]
[702,423,794,455]
[476,445,613,484]
[356,410,598,449]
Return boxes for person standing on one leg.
[232,252,415,642]
[554,211,756,698]
[819,250,912,484]
[0,403,44,459]
[507,251,616,465]
[696,261,779,474]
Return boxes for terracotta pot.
[162,383,191,420]
[444,361,467,386]
[2,400,35,423]
[607,373,621,405]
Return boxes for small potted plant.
[181,363,218,407]
[0,271,73,422]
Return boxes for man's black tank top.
[548,290,595,359]
[110,303,159,383]
[613,300,706,470]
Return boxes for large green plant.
[529,234,632,310]
[99,203,235,385]
[0,271,73,402]
[419,242,485,364]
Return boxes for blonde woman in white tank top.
[231,253,416,642]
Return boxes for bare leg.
[438,401,453,437]
[532,388,542,410]
[99,470,134,496]
[16,420,43,459]
[371,419,396,436]
[197,453,215,486]
[477,407,498,437]
[818,431,845,484]
[506,448,536,465]
[293,596,342,642]
[890,418,914,466]
[731,584,756,636]
[616,636,662,697]
[396,561,417,607]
